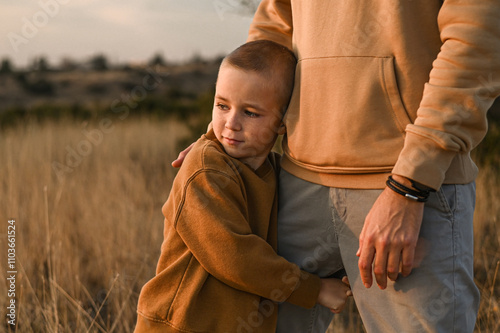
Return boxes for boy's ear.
[277,122,286,135]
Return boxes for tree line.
[0,52,181,74]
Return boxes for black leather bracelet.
[408,178,435,193]
[386,176,430,202]
[387,176,430,196]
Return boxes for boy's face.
[212,64,285,170]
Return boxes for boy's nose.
[225,112,242,131]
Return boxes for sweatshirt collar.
[204,129,273,178]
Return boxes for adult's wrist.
[391,175,431,191]
[386,175,434,202]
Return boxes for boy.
[135,40,351,333]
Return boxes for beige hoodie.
[248,0,500,189]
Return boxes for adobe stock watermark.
[235,269,309,333]
[404,72,498,169]
[235,233,339,333]
[6,219,17,327]
[213,0,259,21]
[408,278,455,331]
[339,1,411,56]
[51,67,164,180]
[8,0,72,53]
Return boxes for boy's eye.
[244,110,259,118]
[216,103,229,110]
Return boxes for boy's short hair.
[222,40,297,113]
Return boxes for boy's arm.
[173,170,320,309]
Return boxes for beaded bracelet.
[386,175,431,202]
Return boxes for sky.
[0,0,256,68]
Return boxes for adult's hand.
[356,175,425,290]
[171,143,195,168]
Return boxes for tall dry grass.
[0,118,188,332]
[472,164,500,332]
[0,118,498,332]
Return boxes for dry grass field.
[0,117,498,332]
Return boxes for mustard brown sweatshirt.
[248,0,500,190]
[135,131,320,333]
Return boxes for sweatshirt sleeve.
[173,170,320,308]
[247,0,293,49]
[392,0,500,189]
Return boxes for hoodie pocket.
[284,56,412,173]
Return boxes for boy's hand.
[171,143,195,168]
[341,275,350,288]
[317,277,352,313]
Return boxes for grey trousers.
[276,170,479,333]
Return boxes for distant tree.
[120,63,133,71]
[90,54,109,71]
[32,56,50,72]
[189,52,206,65]
[59,57,79,71]
[86,83,108,95]
[0,58,13,74]
[149,52,167,67]
[27,78,55,95]
[17,75,55,95]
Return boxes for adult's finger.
[373,247,389,289]
[386,248,401,282]
[400,244,416,277]
[171,143,195,168]
[356,238,364,257]
[358,244,375,288]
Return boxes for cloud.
[94,6,141,27]
[0,1,253,66]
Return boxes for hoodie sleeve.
[173,170,320,309]
[392,0,500,189]
[247,0,293,49]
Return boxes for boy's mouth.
[223,137,243,145]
